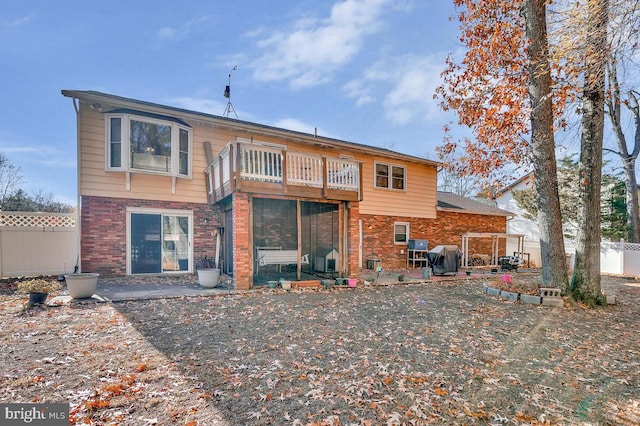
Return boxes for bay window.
[105,109,191,178]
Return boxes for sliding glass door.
[129,209,192,274]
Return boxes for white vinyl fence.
[564,239,640,276]
[0,211,79,277]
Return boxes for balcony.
[205,141,362,203]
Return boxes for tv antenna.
[223,65,238,118]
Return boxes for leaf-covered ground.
[1,275,639,425]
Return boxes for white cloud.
[168,96,228,116]
[250,0,396,89]
[345,53,447,125]
[271,118,340,139]
[4,13,34,27]
[155,16,213,41]
[342,80,375,106]
[272,118,317,134]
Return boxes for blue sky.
[0,0,462,206]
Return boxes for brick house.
[61,90,513,289]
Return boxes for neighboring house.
[435,191,516,264]
[494,174,542,267]
[62,90,512,289]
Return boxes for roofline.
[61,89,440,167]
[437,206,514,217]
[495,172,535,196]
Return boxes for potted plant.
[16,278,61,306]
[196,256,220,288]
[64,272,99,298]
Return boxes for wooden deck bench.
[255,247,309,273]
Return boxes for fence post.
[620,238,625,276]
[0,214,3,278]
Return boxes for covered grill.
[427,245,461,276]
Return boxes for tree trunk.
[623,157,640,242]
[522,0,568,288]
[571,0,608,306]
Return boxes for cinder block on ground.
[540,287,561,298]
[486,287,500,296]
[542,297,564,307]
[500,290,519,301]
[520,294,541,305]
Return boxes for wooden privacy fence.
[0,211,78,277]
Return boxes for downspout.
[72,97,82,273]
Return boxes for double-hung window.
[375,162,406,190]
[394,222,409,244]
[105,109,192,178]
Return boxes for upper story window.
[375,162,406,190]
[105,109,192,178]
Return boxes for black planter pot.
[28,292,48,306]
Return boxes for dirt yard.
[1,274,639,425]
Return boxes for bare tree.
[437,168,484,198]
[605,65,640,242]
[0,153,22,209]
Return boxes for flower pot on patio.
[268,280,279,289]
[280,280,292,290]
[196,256,220,288]
[65,273,99,299]
[197,269,221,288]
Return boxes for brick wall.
[346,202,360,277]
[232,192,251,290]
[360,211,507,269]
[81,196,221,276]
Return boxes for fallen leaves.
[1,276,639,425]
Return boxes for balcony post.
[234,142,242,192]
[282,149,288,194]
[322,157,328,198]
[218,154,225,199]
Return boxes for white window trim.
[126,207,194,275]
[374,161,406,191]
[394,221,410,245]
[105,112,193,179]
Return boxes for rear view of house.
[62,90,443,289]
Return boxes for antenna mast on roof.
[223,65,238,118]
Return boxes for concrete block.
[542,297,564,307]
[540,287,561,298]
[520,294,541,305]
[486,287,500,296]
[500,290,519,302]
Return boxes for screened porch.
[251,198,343,285]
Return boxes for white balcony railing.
[206,141,360,199]
[286,152,323,187]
